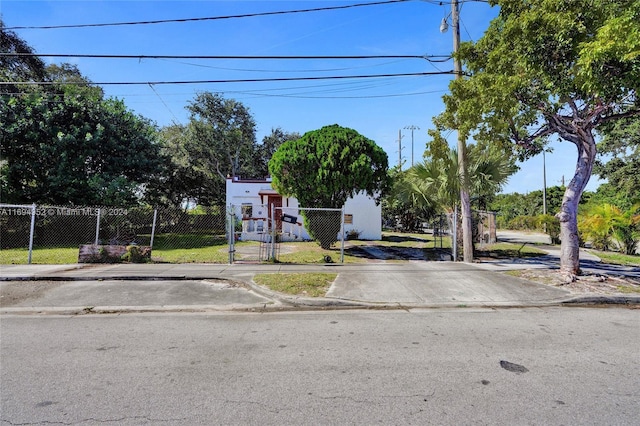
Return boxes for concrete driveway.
[325,262,570,306]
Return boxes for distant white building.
[226,176,382,241]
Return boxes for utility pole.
[404,125,420,166]
[451,0,473,262]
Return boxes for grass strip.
[253,273,337,297]
[588,250,640,267]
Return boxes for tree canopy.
[1,64,163,206]
[149,97,296,207]
[1,20,47,93]
[1,28,295,208]
[269,124,389,249]
[434,0,640,276]
[269,124,389,208]
[594,116,640,209]
[186,92,257,181]
[254,128,301,179]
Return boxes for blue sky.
[1,0,603,195]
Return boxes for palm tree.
[407,148,460,214]
[579,204,640,254]
[468,146,518,211]
[396,144,516,257]
[403,145,515,215]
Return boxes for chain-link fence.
[227,205,345,263]
[2,203,489,265]
[277,206,345,263]
[0,204,226,264]
[227,204,272,263]
[474,210,497,246]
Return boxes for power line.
[1,53,450,61]
[155,57,415,74]
[4,71,455,86]
[147,83,179,123]
[1,88,448,100]
[3,1,490,31]
[226,89,448,100]
[4,0,412,30]
[0,86,447,100]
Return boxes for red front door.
[268,196,283,231]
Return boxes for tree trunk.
[458,130,473,263]
[556,129,597,278]
[460,188,473,262]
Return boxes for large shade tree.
[594,116,640,209]
[145,124,222,208]
[269,124,389,248]
[1,20,47,93]
[253,127,301,179]
[397,142,515,257]
[186,92,257,185]
[151,98,295,207]
[434,0,640,277]
[1,64,163,206]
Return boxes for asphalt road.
[2,307,639,425]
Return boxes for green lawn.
[4,232,634,266]
[277,241,364,264]
[0,247,79,264]
[253,273,337,297]
[475,242,548,258]
[587,250,640,267]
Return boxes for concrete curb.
[246,278,375,308]
[0,275,228,282]
[2,273,638,313]
[560,295,640,305]
[8,298,637,316]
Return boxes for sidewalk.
[2,257,638,314]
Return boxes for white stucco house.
[226,176,382,242]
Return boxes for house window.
[241,204,253,218]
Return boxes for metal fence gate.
[227,205,344,264]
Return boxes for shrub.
[121,245,151,263]
[302,210,341,250]
[536,214,560,244]
[346,229,360,240]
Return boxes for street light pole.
[397,129,404,170]
[451,0,473,262]
[404,125,420,166]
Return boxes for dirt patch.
[0,281,66,307]
[347,245,432,261]
[344,239,448,262]
[506,269,640,295]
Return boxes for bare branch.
[568,99,580,119]
[599,108,640,124]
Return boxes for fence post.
[227,205,235,264]
[27,203,36,264]
[340,207,345,263]
[94,208,101,245]
[270,204,276,261]
[150,209,158,249]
